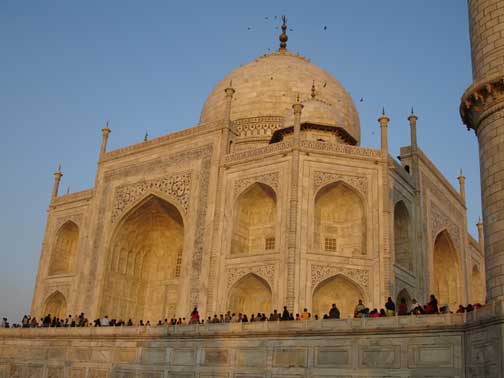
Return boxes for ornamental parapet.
[50,189,94,207]
[460,73,504,131]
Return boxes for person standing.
[385,297,396,316]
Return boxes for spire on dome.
[279,15,288,51]
[311,80,316,98]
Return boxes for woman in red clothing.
[189,307,200,324]
[398,298,409,316]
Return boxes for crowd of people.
[1,295,484,329]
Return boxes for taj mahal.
[2,1,504,377]
[31,17,485,324]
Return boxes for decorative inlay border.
[225,141,292,164]
[313,171,368,196]
[301,140,381,158]
[233,172,280,198]
[311,264,369,291]
[234,116,283,138]
[226,264,276,290]
[111,172,192,223]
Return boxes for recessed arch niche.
[314,181,366,255]
[231,183,277,255]
[396,288,412,309]
[433,230,461,310]
[471,265,485,304]
[227,273,272,315]
[44,291,67,319]
[312,275,365,318]
[394,201,413,271]
[100,195,185,322]
[48,221,79,276]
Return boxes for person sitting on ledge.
[369,308,380,318]
[456,305,465,313]
[466,304,474,312]
[398,298,409,316]
[354,299,366,318]
[409,299,422,315]
[379,309,387,317]
[328,303,340,319]
[440,305,451,314]
[300,308,310,320]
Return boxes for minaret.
[460,0,504,302]
[457,169,466,203]
[408,108,418,152]
[378,108,389,156]
[477,217,484,251]
[223,81,236,153]
[51,165,63,200]
[100,121,111,158]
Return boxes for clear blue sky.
[0,0,479,321]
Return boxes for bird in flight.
[360,97,364,102]
[247,27,252,31]
[323,26,327,30]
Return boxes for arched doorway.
[471,265,484,304]
[394,201,412,271]
[231,183,277,255]
[48,221,79,276]
[312,275,365,318]
[433,230,461,310]
[314,182,366,255]
[44,291,67,318]
[228,274,272,315]
[101,196,185,322]
[396,288,412,309]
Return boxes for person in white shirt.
[101,315,110,326]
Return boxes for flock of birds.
[246,15,327,33]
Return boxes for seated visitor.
[295,313,300,320]
[456,305,465,313]
[101,315,110,326]
[409,299,422,314]
[439,305,451,314]
[379,309,387,317]
[369,309,380,318]
[189,307,200,324]
[466,304,474,312]
[328,303,340,319]
[300,308,310,320]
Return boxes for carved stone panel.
[227,264,275,289]
[311,264,369,291]
[430,202,462,249]
[233,172,279,198]
[111,172,192,223]
[313,171,368,196]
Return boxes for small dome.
[199,51,360,144]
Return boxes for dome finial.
[279,15,288,51]
[311,80,316,98]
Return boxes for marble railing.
[0,313,476,338]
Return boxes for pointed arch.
[227,273,272,315]
[314,181,366,255]
[231,183,278,255]
[396,288,412,309]
[44,291,67,319]
[394,201,412,271]
[471,265,484,304]
[101,195,185,322]
[312,274,365,319]
[48,221,79,276]
[433,230,461,310]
